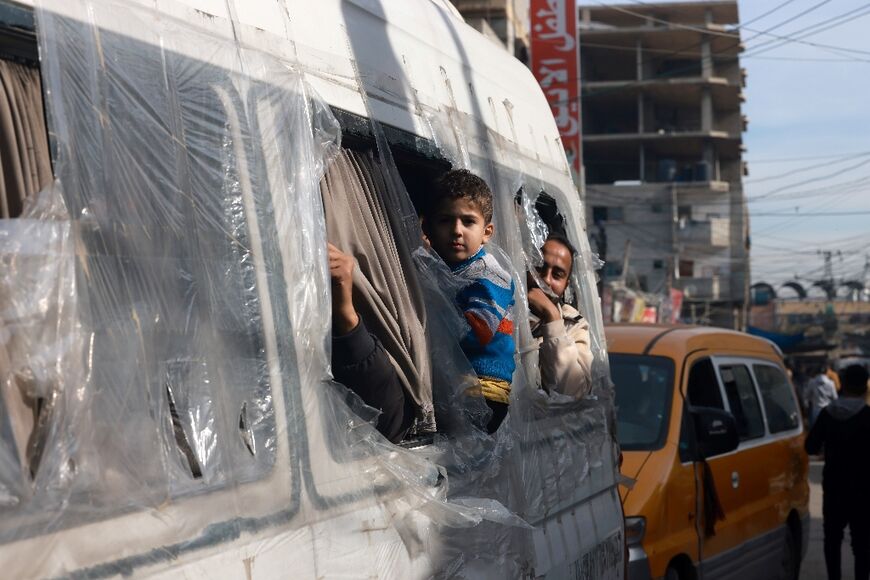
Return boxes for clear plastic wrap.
[0,0,622,577]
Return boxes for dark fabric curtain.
[0,59,52,218]
[321,149,435,432]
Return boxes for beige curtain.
[321,149,435,432]
[0,59,52,480]
[0,59,52,218]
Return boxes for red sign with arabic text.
[530,0,581,178]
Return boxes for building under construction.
[579,1,749,329]
[448,0,531,64]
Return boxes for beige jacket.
[531,304,594,398]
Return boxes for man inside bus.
[328,242,414,443]
[527,233,594,398]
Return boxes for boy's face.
[427,197,493,265]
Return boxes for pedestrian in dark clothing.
[329,243,414,443]
[805,364,870,580]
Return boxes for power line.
[747,150,870,164]
[576,38,869,65]
[586,178,869,207]
[577,3,870,267]
[570,3,870,120]
[753,210,870,217]
[744,151,870,184]
[750,187,870,204]
[752,243,866,256]
[738,24,870,60]
[750,179,870,204]
[746,55,865,63]
[748,158,870,201]
[583,2,739,40]
[594,0,797,67]
[584,0,870,60]
[747,184,865,235]
[748,173,870,203]
[574,6,870,105]
[740,0,803,29]
[753,231,870,244]
[741,4,870,59]
[736,0,836,53]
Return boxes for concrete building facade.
[449,0,531,64]
[579,1,749,329]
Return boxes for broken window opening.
[165,383,203,480]
[0,7,54,497]
[238,402,255,457]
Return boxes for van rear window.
[609,354,675,451]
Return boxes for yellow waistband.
[476,377,511,405]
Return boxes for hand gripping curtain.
[320,149,435,433]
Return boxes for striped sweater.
[451,247,516,391]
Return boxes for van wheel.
[779,526,799,580]
[664,566,681,580]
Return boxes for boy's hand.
[328,243,359,335]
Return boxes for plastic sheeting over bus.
[0,0,621,577]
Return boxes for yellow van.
[606,324,810,580]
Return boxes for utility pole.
[620,239,632,286]
[670,181,684,322]
[818,250,840,284]
[862,255,870,302]
[816,250,842,301]
[670,182,679,269]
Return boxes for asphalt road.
[800,461,856,580]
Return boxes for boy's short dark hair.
[428,169,494,223]
[842,364,869,396]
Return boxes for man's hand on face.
[527,273,561,323]
[328,243,360,335]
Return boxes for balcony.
[583,132,743,161]
[575,26,743,59]
[679,218,730,247]
[449,0,508,10]
[676,276,721,300]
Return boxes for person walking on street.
[805,364,870,580]
[807,365,838,427]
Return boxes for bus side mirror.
[691,407,739,459]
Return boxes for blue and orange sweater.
[451,247,516,404]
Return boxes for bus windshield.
[609,354,675,451]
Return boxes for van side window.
[687,358,723,409]
[681,358,724,461]
[753,365,800,433]
[719,364,765,440]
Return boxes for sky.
[735,0,870,293]
[583,1,870,295]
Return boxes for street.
[801,461,856,580]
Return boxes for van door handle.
[731,471,739,489]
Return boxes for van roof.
[605,323,780,359]
[12,0,570,185]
